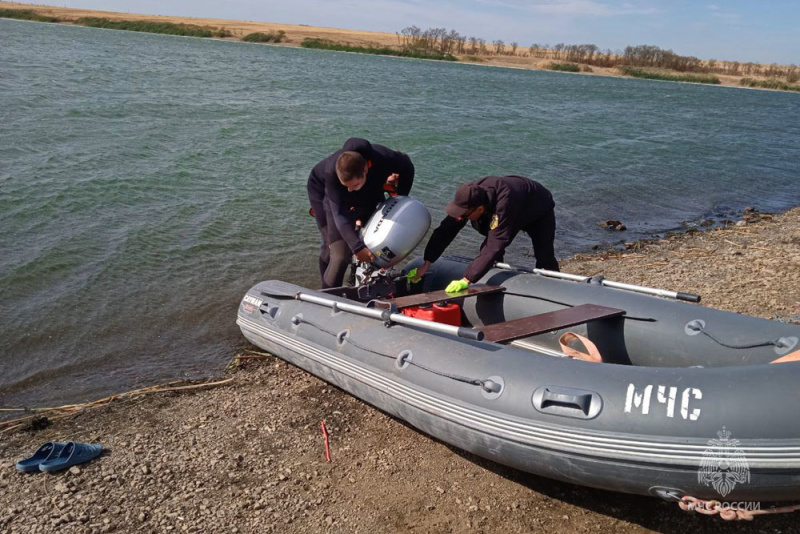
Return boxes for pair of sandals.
[16,442,103,473]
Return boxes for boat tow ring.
[396,350,413,370]
[650,487,686,502]
[685,319,705,336]
[481,376,504,400]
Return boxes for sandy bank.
[2,207,798,533]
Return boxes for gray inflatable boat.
[238,198,800,503]
[238,256,800,503]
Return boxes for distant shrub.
[548,62,581,72]
[620,67,720,84]
[787,72,800,84]
[301,38,457,61]
[0,8,59,22]
[740,78,800,92]
[242,31,286,43]
[581,65,594,73]
[75,18,230,38]
[462,55,485,63]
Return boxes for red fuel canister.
[401,302,462,327]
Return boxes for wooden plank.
[478,304,625,343]
[383,284,505,310]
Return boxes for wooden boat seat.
[383,284,505,310]
[477,304,625,344]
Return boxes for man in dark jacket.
[307,138,414,288]
[414,175,558,292]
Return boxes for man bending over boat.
[414,175,558,292]
[307,138,415,288]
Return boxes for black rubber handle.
[677,292,701,303]
[458,327,484,341]
[541,391,592,415]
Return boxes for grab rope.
[695,328,780,350]
[686,320,787,350]
[296,318,493,390]
[679,496,800,521]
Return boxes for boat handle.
[541,390,592,414]
[532,386,603,419]
[259,303,279,319]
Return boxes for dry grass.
[0,377,234,434]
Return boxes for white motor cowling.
[361,196,431,269]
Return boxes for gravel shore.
[2,207,799,533]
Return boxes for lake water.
[1,19,799,409]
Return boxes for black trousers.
[478,209,559,272]
[524,210,559,271]
[318,204,359,289]
[310,199,328,286]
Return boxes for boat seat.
[477,304,625,344]
[382,284,505,310]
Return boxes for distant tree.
[445,29,462,54]
[452,31,467,54]
[586,44,598,63]
[493,39,505,55]
[432,27,447,51]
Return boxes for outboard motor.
[352,196,431,298]
[362,196,431,268]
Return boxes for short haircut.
[336,151,368,182]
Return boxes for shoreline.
[0,204,795,412]
[2,207,798,533]
[2,2,799,93]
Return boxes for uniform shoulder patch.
[489,214,499,230]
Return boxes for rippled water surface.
[2,19,799,408]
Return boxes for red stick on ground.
[320,420,331,462]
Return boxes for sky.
[20,0,800,64]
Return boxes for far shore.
[2,1,798,92]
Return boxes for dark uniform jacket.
[423,175,555,281]
[307,138,414,253]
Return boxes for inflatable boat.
[238,197,800,502]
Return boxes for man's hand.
[407,261,430,283]
[385,173,399,192]
[445,278,469,294]
[354,248,376,263]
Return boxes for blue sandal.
[16,442,68,473]
[39,442,103,472]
